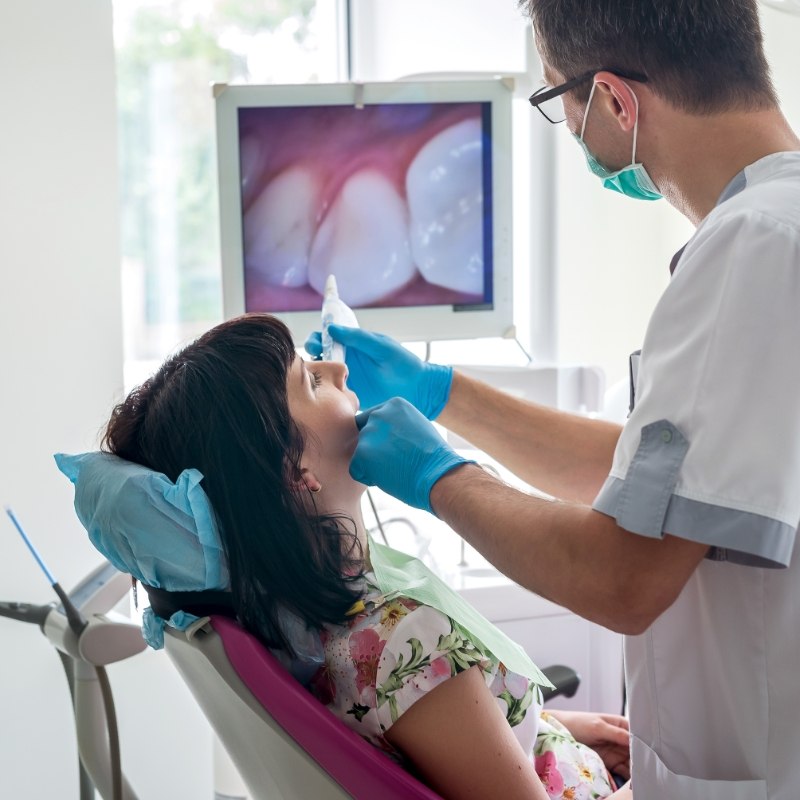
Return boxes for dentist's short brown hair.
[520,0,778,113]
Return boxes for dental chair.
[161,604,580,800]
[56,451,580,800]
[164,612,440,800]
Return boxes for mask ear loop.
[625,82,640,166]
[579,81,599,141]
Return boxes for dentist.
[309,1,800,797]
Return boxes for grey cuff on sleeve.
[613,420,689,538]
[594,419,795,568]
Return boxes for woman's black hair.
[103,313,363,652]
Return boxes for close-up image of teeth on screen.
[238,101,493,312]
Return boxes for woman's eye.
[312,370,323,390]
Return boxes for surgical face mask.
[572,82,662,201]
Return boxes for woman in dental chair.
[98,313,631,800]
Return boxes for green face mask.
[572,81,662,202]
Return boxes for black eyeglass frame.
[529,68,649,124]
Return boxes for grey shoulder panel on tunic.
[716,169,748,206]
[666,169,748,275]
[593,419,795,568]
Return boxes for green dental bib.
[368,536,553,690]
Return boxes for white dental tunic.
[593,152,800,800]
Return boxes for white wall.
[350,0,529,80]
[0,3,211,798]
[554,149,691,388]
[762,6,800,125]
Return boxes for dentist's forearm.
[429,464,709,634]
[436,371,622,504]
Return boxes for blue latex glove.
[350,398,472,514]
[304,325,453,420]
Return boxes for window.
[113,0,344,388]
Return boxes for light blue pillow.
[55,452,324,681]
[55,452,229,648]
[55,452,229,592]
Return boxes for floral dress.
[309,573,615,800]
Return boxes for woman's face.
[285,355,362,499]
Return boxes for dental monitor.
[215,79,513,343]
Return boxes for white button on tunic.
[593,152,800,799]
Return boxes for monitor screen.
[216,80,513,343]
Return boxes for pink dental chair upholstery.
[164,614,444,800]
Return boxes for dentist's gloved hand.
[351,397,473,514]
[305,325,453,419]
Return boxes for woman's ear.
[290,467,322,494]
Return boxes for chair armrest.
[540,664,580,703]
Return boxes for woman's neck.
[313,489,371,570]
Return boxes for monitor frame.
[215,79,514,344]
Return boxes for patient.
[100,313,632,800]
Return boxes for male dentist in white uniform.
[307,0,800,797]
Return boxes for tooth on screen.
[308,170,415,306]
[406,118,484,295]
[240,136,267,204]
[243,166,320,288]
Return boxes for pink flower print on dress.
[349,628,387,697]
[535,750,565,798]
[430,656,451,679]
[500,666,530,700]
[558,759,610,799]
[309,664,336,705]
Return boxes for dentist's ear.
[593,72,639,132]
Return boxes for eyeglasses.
[529,68,649,124]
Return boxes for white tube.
[73,661,138,800]
[321,274,359,363]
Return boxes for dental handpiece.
[321,274,359,363]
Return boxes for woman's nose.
[326,360,349,388]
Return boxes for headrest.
[55,451,230,649]
[55,452,229,592]
[55,452,324,681]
